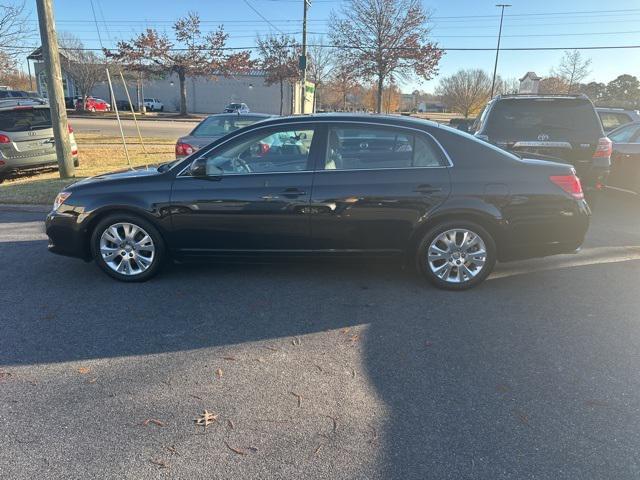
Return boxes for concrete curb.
[0,204,50,213]
[67,113,203,123]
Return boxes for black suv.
[473,94,611,187]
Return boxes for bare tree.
[554,50,591,94]
[328,63,359,111]
[436,69,492,118]
[307,38,334,110]
[0,1,33,66]
[539,76,570,94]
[111,12,253,115]
[329,0,442,113]
[58,32,106,106]
[257,34,299,115]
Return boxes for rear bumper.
[45,210,91,260]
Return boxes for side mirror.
[189,156,223,178]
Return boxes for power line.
[242,0,286,34]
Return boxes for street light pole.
[490,3,511,99]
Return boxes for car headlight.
[53,192,71,211]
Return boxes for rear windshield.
[226,104,242,109]
[0,108,51,132]
[191,115,265,137]
[486,99,602,139]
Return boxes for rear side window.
[324,126,445,170]
[0,108,51,132]
[599,112,632,131]
[485,99,602,139]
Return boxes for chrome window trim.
[176,119,453,178]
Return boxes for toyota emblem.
[537,133,550,141]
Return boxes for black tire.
[416,221,496,290]
[90,213,165,282]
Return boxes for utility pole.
[299,0,310,114]
[490,4,511,99]
[35,0,74,178]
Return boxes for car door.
[309,122,451,252]
[168,122,322,254]
[609,123,640,191]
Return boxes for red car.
[76,97,111,113]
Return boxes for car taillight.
[175,142,195,157]
[550,174,584,200]
[0,134,10,143]
[593,137,612,158]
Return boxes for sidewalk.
[0,203,50,213]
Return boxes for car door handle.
[281,188,307,198]
[414,184,442,194]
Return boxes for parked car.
[0,98,79,183]
[0,90,34,99]
[473,94,611,188]
[76,97,110,112]
[46,114,589,289]
[224,102,250,114]
[596,107,640,133]
[115,99,139,112]
[175,113,273,159]
[143,98,163,112]
[606,121,640,193]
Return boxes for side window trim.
[316,121,452,172]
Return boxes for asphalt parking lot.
[1,191,639,479]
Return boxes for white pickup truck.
[143,98,164,112]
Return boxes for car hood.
[69,166,163,189]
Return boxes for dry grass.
[0,135,176,205]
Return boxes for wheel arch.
[406,208,507,262]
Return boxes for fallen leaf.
[314,444,323,455]
[496,384,510,393]
[0,372,13,378]
[227,419,235,430]
[326,415,338,435]
[223,356,237,361]
[215,368,223,379]
[292,337,301,346]
[348,334,360,345]
[77,367,91,374]
[424,341,433,347]
[247,446,259,453]
[141,419,166,427]
[149,458,169,469]
[86,378,98,384]
[340,328,351,334]
[290,392,303,408]
[189,394,203,401]
[224,441,247,455]
[585,399,609,407]
[166,445,179,456]
[265,346,279,352]
[194,410,218,429]
[512,409,529,426]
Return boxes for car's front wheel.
[91,214,165,282]
[417,221,496,290]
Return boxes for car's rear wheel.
[417,221,496,290]
[91,214,165,282]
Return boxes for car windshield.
[0,107,52,132]
[191,116,265,137]
[485,98,602,139]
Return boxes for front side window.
[198,127,314,175]
[324,126,444,170]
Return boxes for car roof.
[243,113,440,130]
[495,93,589,101]
[0,98,49,110]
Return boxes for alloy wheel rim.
[427,228,487,284]
[99,222,155,276]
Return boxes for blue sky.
[24,0,640,93]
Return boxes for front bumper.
[45,210,91,260]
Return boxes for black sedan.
[46,114,590,290]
